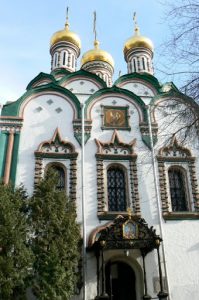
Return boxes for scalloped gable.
[114,72,162,94]
[85,85,148,122]
[1,83,81,118]
[58,69,107,89]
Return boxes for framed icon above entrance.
[101,105,131,131]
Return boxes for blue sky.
[0,0,171,104]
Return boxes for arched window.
[133,58,137,72]
[107,165,127,211]
[46,164,66,191]
[142,57,146,70]
[168,167,188,211]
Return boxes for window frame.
[95,130,140,220]
[45,162,67,192]
[157,138,199,220]
[105,163,129,212]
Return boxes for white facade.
[0,18,199,300]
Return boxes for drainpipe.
[147,105,171,300]
[81,103,87,300]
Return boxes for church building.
[0,11,199,300]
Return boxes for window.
[34,128,78,201]
[107,166,127,211]
[95,130,140,220]
[157,137,199,219]
[47,164,66,191]
[142,57,146,70]
[168,167,188,212]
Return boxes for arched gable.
[114,73,162,96]
[1,83,81,119]
[85,86,147,123]
[150,89,199,123]
[26,72,57,90]
[58,69,107,90]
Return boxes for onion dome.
[81,40,114,68]
[50,21,81,49]
[123,14,154,75]
[124,26,154,55]
[50,15,81,72]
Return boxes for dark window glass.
[168,168,188,211]
[107,166,126,211]
[63,52,66,65]
[48,165,65,191]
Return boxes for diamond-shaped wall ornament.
[55,107,62,113]
[90,88,95,93]
[80,81,85,85]
[36,106,43,112]
[47,99,53,105]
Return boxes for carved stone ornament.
[95,130,140,218]
[157,137,199,217]
[34,128,78,201]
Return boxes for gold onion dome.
[81,40,114,68]
[50,21,81,49]
[124,26,154,54]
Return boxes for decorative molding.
[157,137,199,216]
[34,128,78,201]
[0,117,23,133]
[95,130,140,219]
[139,121,158,149]
[158,137,192,159]
[73,119,92,146]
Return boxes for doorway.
[105,261,137,300]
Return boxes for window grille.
[107,166,126,211]
[168,168,188,211]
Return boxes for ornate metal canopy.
[88,214,161,254]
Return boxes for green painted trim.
[58,69,107,88]
[85,86,147,121]
[74,132,91,146]
[26,72,57,90]
[10,132,20,186]
[142,135,157,149]
[1,83,82,118]
[150,89,196,107]
[51,69,71,77]
[0,132,9,178]
[114,72,162,92]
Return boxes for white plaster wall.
[16,94,80,194]
[62,78,102,103]
[14,78,199,299]
[118,81,155,104]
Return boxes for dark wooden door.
[105,261,136,300]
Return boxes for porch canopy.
[88,214,161,254]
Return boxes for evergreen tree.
[29,169,81,300]
[0,183,33,300]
